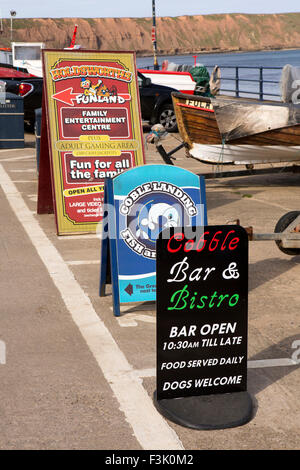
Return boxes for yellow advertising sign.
[42,49,145,235]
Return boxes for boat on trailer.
[172,91,300,166]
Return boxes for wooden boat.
[172,91,300,165]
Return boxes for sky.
[0,0,299,19]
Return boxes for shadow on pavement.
[248,334,300,396]
[249,256,300,292]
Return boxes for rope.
[214,137,226,176]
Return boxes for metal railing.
[139,63,283,101]
[203,65,282,101]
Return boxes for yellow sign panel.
[42,49,145,235]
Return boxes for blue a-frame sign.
[99,164,207,316]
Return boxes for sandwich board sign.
[155,225,253,429]
[100,164,207,316]
[37,49,145,235]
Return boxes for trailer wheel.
[274,211,300,255]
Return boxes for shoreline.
[137,47,300,59]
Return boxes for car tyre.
[157,104,177,132]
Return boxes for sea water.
[137,49,300,100]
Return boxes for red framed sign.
[40,49,145,235]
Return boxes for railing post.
[235,67,239,98]
[259,67,263,100]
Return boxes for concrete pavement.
[0,130,299,450]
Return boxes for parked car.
[14,70,178,132]
[137,71,178,132]
[0,66,41,125]
[17,77,43,129]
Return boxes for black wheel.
[157,104,178,132]
[274,211,300,255]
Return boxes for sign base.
[154,391,253,430]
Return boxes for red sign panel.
[41,50,145,235]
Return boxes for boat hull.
[139,69,196,94]
[190,143,300,165]
[172,92,300,165]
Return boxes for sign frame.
[99,164,207,316]
[154,225,253,429]
[38,49,145,235]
